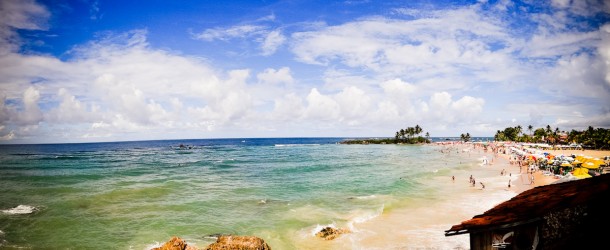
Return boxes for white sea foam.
[1,205,37,215]
[275,144,320,147]
[310,223,338,237]
[347,205,384,232]
[143,241,161,250]
[351,194,377,200]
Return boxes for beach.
[1,139,609,249]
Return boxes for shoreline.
[449,144,610,193]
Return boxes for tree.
[415,125,422,137]
[460,133,471,142]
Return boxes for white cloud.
[0,0,49,53]
[424,92,485,124]
[290,9,518,82]
[256,67,293,85]
[304,88,341,121]
[45,88,94,124]
[260,29,285,56]
[18,86,43,125]
[272,93,304,122]
[193,25,266,41]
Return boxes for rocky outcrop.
[152,236,197,250]
[205,235,271,250]
[315,226,351,240]
[153,235,271,250]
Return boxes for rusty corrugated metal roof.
[445,174,610,236]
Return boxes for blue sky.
[1,0,609,143]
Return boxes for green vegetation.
[494,125,610,150]
[460,133,471,142]
[341,125,431,144]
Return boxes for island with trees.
[340,125,431,144]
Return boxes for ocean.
[0,137,514,249]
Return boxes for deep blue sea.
[0,137,508,249]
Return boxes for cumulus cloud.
[425,92,485,124]
[256,67,293,85]
[1,0,609,142]
[0,28,263,141]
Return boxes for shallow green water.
[0,138,506,249]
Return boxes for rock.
[205,235,271,250]
[152,236,197,250]
[315,226,350,240]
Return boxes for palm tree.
[407,127,415,141]
[528,125,533,136]
[415,125,422,137]
[545,125,552,143]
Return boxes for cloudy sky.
[0,0,609,143]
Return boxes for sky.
[0,0,609,144]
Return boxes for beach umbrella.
[582,162,599,169]
[560,162,572,167]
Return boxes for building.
[445,174,610,250]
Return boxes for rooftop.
[445,174,610,236]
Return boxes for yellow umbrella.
[560,162,572,167]
[582,162,599,169]
[572,167,592,179]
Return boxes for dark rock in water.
[203,233,225,239]
[152,236,197,250]
[315,226,351,240]
[205,235,271,250]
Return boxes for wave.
[348,194,377,200]
[309,223,339,237]
[1,205,38,215]
[274,144,321,147]
[346,205,384,231]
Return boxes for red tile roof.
[445,174,610,236]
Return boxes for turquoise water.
[0,138,505,249]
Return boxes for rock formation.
[205,235,271,250]
[315,226,351,240]
[153,235,271,250]
[152,236,197,250]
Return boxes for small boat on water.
[172,144,194,150]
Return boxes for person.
[480,182,485,189]
[531,175,535,184]
[452,176,455,182]
[508,179,511,188]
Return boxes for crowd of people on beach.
[437,140,610,192]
